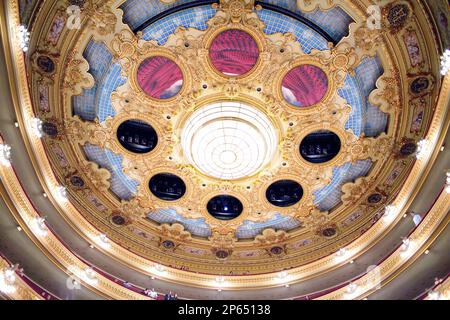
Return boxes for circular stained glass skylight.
[136,56,183,99]
[282,64,328,107]
[209,29,259,76]
[181,102,278,180]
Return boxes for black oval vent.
[300,130,341,163]
[207,195,243,220]
[117,120,158,154]
[149,173,186,201]
[266,180,303,207]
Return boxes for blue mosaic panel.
[84,144,139,200]
[354,56,388,137]
[237,213,301,239]
[313,159,373,211]
[141,5,217,43]
[257,9,328,53]
[339,75,365,136]
[120,0,203,31]
[259,0,353,42]
[73,41,126,122]
[147,208,212,238]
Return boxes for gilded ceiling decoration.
[19,0,443,276]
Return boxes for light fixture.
[181,102,278,180]
[14,122,19,128]
[18,25,30,53]
[0,144,12,167]
[16,226,22,232]
[445,171,450,194]
[83,267,98,285]
[416,139,429,159]
[424,249,430,255]
[428,290,442,300]
[346,282,358,294]
[55,186,68,202]
[31,217,48,237]
[336,248,347,257]
[215,276,225,284]
[277,270,288,280]
[30,117,44,138]
[154,264,166,274]
[400,238,410,252]
[0,265,18,294]
[349,260,354,264]
[383,204,397,222]
[440,49,450,76]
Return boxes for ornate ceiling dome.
[1,0,448,300]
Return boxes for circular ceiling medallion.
[111,214,127,226]
[207,195,243,220]
[281,65,328,107]
[209,29,259,76]
[181,101,278,180]
[300,130,341,164]
[149,173,186,201]
[266,180,303,207]
[367,193,383,204]
[117,119,158,154]
[270,246,284,255]
[162,240,175,249]
[321,227,337,238]
[136,56,183,99]
[69,175,85,188]
[400,142,417,156]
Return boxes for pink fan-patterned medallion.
[137,56,183,99]
[281,65,328,107]
[209,29,259,76]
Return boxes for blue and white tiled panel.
[313,159,373,211]
[147,208,212,237]
[141,5,217,43]
[258,0,353,42]
[83,144,139,200]
[354,56,388,137]
[256,9,328,53]
[73,41,126,122]
[120,0,204,31]
[236,213,301,239]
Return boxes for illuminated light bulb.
[346,282,358,294]
[55,186,68,202]
[215,276,225,284]
[83,267,98,285]
[0,144,12,167]
[16,226,22,232]
[154,264,166,273]
[0,266,17,294]
[336,248,347,257]
[445,171,450,194]
[14,122,19,128]
[416,139,429,159]
[400,238,410,252]
[349,260,354,264]
[277,271,288,279]
[440,49,450,76]
[18,25,30,53]
[428,290,441,300]
[31,217,48,237]
[424,249,430,255]
[285,284,290,288]
[30,117,44,138]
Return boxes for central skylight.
[181,102,278,180]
